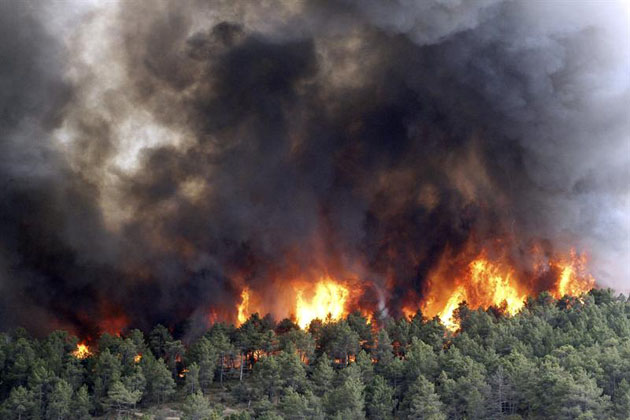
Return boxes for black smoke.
[0,0,628,336]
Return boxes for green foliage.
[0,289,627,419]
[182,391,213,420]
[310,353,334,397]
[324,372,365,419]
[185,362,201,395]
[253,355,281,400]
[3,385,34,420]
[46,379,73,419]
[278,387,323,420]
[143,355,175,404]
[365,375,396,420]
[70,384,92,419]
[107,380,142,415]
[403,375,446,420]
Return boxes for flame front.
[230,247,595,332]
[419,248,596,330]
[295,279,350,328]
[72,343,91,359]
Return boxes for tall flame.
[232,248,595,332]
[237,287,250,326]
[430,254,527,329]
[551,250,595,298]
[420,248,595,330]
[295,278,350,328]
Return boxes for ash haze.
[0,0,628,336]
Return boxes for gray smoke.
[0,0,628,336]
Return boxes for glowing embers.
[72,342,92,359]
[295,278,350,329]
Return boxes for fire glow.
[72,343,92,359]
[295,279,350,328]
[234,247,595,331]
[415,248,595,329]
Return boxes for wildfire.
[295,278,350,328]
[237,287,250,326]
[134,354,142,363]
[231,248,594,332]
[421,248,595,330]
[72,343,92,359]
[438,286,467,330]
[551,250,595,298]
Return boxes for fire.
[438,286,467,330]
[230,248,594,332]
[134,354,142,363]
[237,287,250,326]
[295,278,350,328]
[429,255,527,329]
[422,248,595,330]
[551,250,595,298]
[72,343,92,359]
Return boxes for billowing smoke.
[0,0,628,336]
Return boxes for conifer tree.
[403,375,446,420]
[46,379,73,419]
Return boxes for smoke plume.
[0,0,628,336]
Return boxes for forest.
[0,289,628,420]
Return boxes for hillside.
[0,289,628,419]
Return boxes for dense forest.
[0,289,629,419]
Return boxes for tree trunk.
[239,352,244,381]
[220,353,224,385]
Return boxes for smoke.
[0,0,628,335]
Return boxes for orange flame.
[551,250,595,298]
[295,278,350,328]
[72,343,91,359]
[420,248,595,330]
[134,354,142,363]
[236,287,250,326]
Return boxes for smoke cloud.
[0,0,628,336]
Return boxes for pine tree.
[278,387,309,419]
[149,358,176,404]
[355,350,374,384]
[403,375,446,420]
[4,386,35,420]
[122,364,146,398]
[93,348,122,407]
[46,379,73,419]
[28,360,55,418]
[373,329,394,365]
[182,391,213,420]
[310,353,334,397]
[253,355,282,400]
[365,375,396,420]
[107,380,142,417]
[70,385,92,420]
[185,362,201,395]
[614,379,630,420]
[324,374,365,419]
[276,346,308,393]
